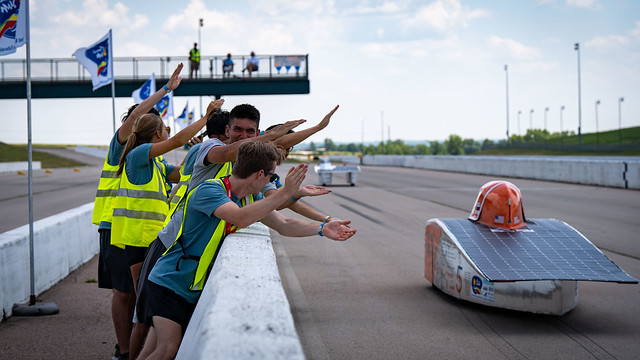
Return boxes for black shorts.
[98,229,134,293]
[125,245,148,267]
[146,280,196,332]
[134,238,167,324]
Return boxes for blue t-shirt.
[124,143,175,189]
[99,130,126,230]
[182,143,202,176]
[149,180,263,303]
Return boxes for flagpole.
[110,29,116,134]
[25,0,35,306]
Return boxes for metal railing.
[0,54,308,81]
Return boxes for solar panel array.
[439,218,638,283]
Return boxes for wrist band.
[318,222,325,237]
[163,84,171,93]
[290,196,300,202]
[323,215,330,223]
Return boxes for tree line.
[307,129,576,155]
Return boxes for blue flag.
[132,73,155,104]
[72,30,113,90]
[0,0,27,56]
[155,91,174,120]
[176,101,188,126]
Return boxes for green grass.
[0,142,85,168]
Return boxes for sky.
[1,0,639,146]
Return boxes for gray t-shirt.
[157,138,229,248]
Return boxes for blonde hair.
[116,113,164,176]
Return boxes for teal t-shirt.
[148,180,263,303]
[182,143,201,176]
[124,143,175,189]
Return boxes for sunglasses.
[263,170,279,183]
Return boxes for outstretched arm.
[274,105,339,149]
[118,63,184,144]
[205,119,306,165]
[261,212,356,241]
[149,99,224,159]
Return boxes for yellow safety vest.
[91,150,120,226]
[165,176,253,291]
[111,157,171,249]
[166,161,233,223]
[190,48,200,63]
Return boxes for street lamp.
[505,65,510,139]
[544,107,549,132]
[529,109,534,131]
[618,97,624,143]
[518,110,522,135]
[595,99,600,146]
[575,42,582,146]
[198,18,203,116]
[560,105,565,146]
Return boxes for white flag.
[72,30,113,91]
[0,0,27,56]
[132,73,156,104]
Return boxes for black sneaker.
[112,344,120,360]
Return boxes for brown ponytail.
[116,113,164,176]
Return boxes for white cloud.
[487,36,542,60]
[585,35,628,50]
[566,0,599,9]
[50,0,148,31]
[630,21,640,40]
[248,0,325,17]
[404,0,490,32]
[344,1,406,15]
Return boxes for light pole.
[618,97,624,143]
[505,64,510,139]
[595,99,600,146]
[575,43,582,146]
[517,110,522,135]
[560,105,565,145]
[529,109,534,131]
[198,18,203,116]
[544,107,549,132]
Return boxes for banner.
[72,29,113,90]
[188,109,195,125]
[155,91,174,120]
[131,73,155,104]
[0,0,26,56]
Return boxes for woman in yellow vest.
[111,97,225,294]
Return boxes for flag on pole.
[0,0,27,56]
[132,73,155,104]
[188,109,195,125]
[72,29,113,90]
[155,91,174,120]
[176,101,188,128]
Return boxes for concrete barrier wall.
[0,203,98,320]
[177,223,304,360]
[0,161,41,173]
[359,155,640,189]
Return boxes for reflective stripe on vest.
[111,157,169,249]
[164,176,253,291]
[91,150,120,226]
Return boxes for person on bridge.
[110,92,225,299]
[222,53,234,77]
[138,141,357,360]
[241,51,259,77]
[91,63,185,360]
[189,43,200,78]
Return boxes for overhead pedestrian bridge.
[0,54,310,99]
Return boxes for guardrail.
[0,54,308,81]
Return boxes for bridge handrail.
[0,54,309,81]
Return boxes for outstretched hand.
[317,105,339,130]
[271,119,306,138]
[206,99,225,115]
[322,220,356,241]
[283,163,308,196]
[167,63,184,91]
[293,185,331,199]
